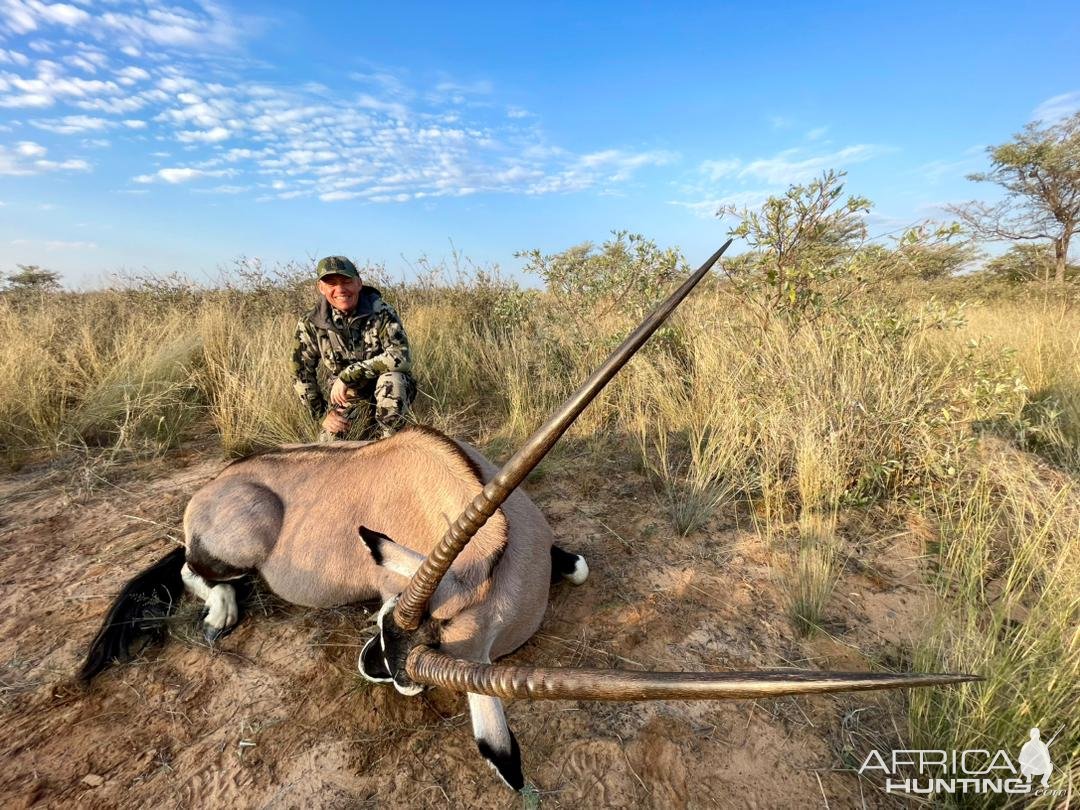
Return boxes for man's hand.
[322,409,351,435]
[329,378,354,407]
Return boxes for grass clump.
[910,447,1079,807]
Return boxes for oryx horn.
[393,240,733,631]
[406,647,980,701]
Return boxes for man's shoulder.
[300,298,335,331]
[359,286,399,319]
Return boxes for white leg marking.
[567,555,589,585]
[182,563,211,600]
[183,564,237,631]
[469,693,511,749]
[204,584,238,630]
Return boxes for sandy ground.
[0,440,933,808]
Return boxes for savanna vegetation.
[3,117,1078,807]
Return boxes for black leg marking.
[477,728,525,791]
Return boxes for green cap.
[316,256,360,280]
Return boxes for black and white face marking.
[357,633,394,683]
[376,596,424,696]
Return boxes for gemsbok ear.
[358,525,425,578]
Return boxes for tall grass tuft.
[786,426,846,636]
[0,297,69,461]
[66,316,202,453]
[198,304,315,455]
[0,295,203,462]
[909,446,1079,806]
[627,323,752,535]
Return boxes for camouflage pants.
[318,371,416,442]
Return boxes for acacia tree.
[718,172,972,327]
[717,170,871,327]
[517,230,685,329]
[983,242,1079,284]
[3,264,61,293]
[950,111,1080,284]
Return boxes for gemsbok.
[80,240,977,790]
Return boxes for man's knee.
[373,372,414,435]
[374,372,414,408]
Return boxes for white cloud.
[116,65,151,85]
[16,140,46,157]
[1032,91,1080,123]
[38,3,91,27]
[159,167,206,183]
[74,95,147,114]
[35,157,90,171]
[0,48,31,66]
[2,1,38,33]
[917,154,981,184]
[672,143,892,221]
[0,0,254,50]
[0,92,52,108]
[737,144,890,185]
[136,165,233,184]
[0,142,88,174]
[699,158,741,181]
[177,125,230,142]
[0,4,690,204]
[669,190,773,220]
[320,190,358,202]
[32,114,112,134]
[11,238,98,250]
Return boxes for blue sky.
[1,1,1078,286]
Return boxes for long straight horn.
[393,240,734,631]
[407,648,979,701]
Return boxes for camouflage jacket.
[291,287,412,419]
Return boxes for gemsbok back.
[80,240,978,790]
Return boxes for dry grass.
[910,444,1079,808]
[956,300,1080,470]
[0,272,1077,799]
[198,303,315,455]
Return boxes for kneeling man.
[292,256,415,441]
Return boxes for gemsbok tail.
[79,547,186,684]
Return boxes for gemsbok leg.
[180,564,240,642]
[182,479,282,641]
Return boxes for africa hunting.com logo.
[858,726,1066,797]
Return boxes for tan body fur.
[183,426,554,661]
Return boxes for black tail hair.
[79,547,186,684]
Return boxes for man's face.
[317,274,362,312]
